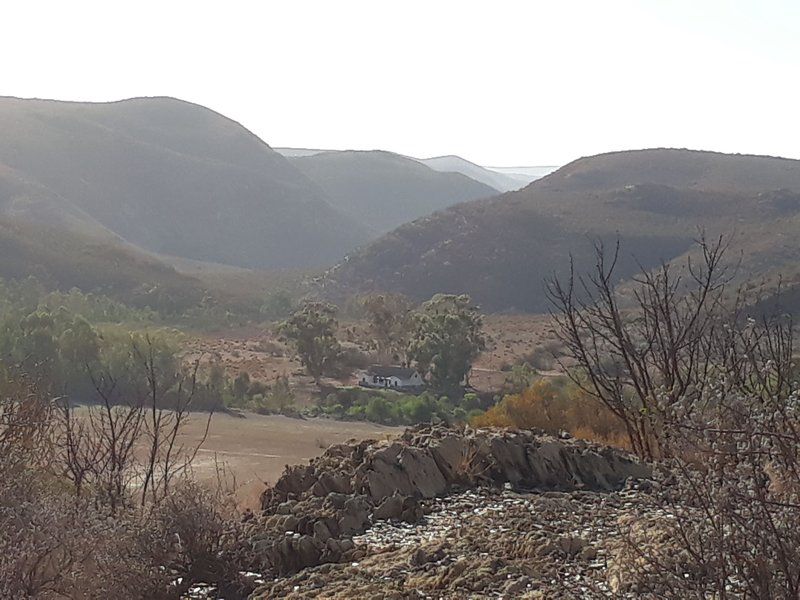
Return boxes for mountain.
[0,216,207,311]
[484,166,559,186]
[289,150,497,233]
[0,96,371,271]
[323,149,800,312]
[418,155,524,192]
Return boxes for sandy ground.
[178,412,402,508]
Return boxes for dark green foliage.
[0,281,225,410]
[407,294,486,397]
[316,386,480,426]
[280,302,342,383]
[361,292,414,363]
[232,371,251,401]
[222,373,297,415]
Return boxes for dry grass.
[175,411,402,509]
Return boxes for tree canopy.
[279,302,341,384]
[407,294,485,396]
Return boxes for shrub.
[502,362,538,394]
[0,368,252,598]
[471,379,629,449]
[365,396,391,423]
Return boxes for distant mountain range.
[288,150,497,233]
[418,156,524,192]
[275,147,557,193]
[482,165,559,186]
[323,149,800,312]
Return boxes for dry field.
[180,412,401,508]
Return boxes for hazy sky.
[3,0,798,165]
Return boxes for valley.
[3,96,800,599]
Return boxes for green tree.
[361,293,413,363]
[279,302,341,384]
[267,375,295,410]
[232,371,251,401]
[58,316,101,397]
[59,316,100,367]
[407,294,486,397]
[365,396,391,423]
[14,311,60,386]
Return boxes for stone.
[373,494,404,521]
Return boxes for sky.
[3,0,799,166]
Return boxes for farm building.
[358,365,425,391]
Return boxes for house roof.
[366,365,418,378]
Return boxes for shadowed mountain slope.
[323,149,800,312]
[0,96,370,270]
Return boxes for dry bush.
[547,235,732,460]
[452,439,492,485]
[147,480,255,598]
[520,340,565,371]
[55,335,213,511]
[548,234,800,596]
[606,385,800,598]
[0,474,163,599]
[0,473,252,599]
[0,356,254,598]
[471,380,629,449]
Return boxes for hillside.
[289,150,497,232]
[0,96,370,270]
[323,149,800,312]
[419,155,524,192]
[0,217,206,311]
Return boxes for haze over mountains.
[2,95,799,316]
[274,148,553,193]
[0,96,372,273]
[289,150,497,232]
[417,156,525,193]
[325,149,800,312]
[0,96,533,305]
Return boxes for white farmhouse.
[358,365,425,391]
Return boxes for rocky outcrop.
[251,483,659,599]
[245,425,650,579]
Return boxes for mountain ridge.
[0,95,372,271]
[323,148,800,312]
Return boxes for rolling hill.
[0,96,371,271]
[288,150,497,232]
[322,149,800,312]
